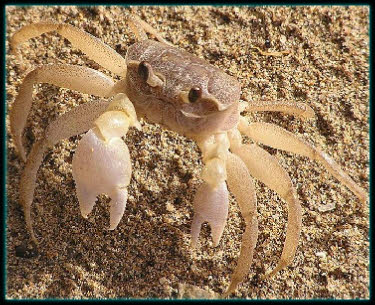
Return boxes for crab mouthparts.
[180,101,233,118]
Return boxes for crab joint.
[94,111,130,141]
[93,93,141,141]
[201,158,227,189]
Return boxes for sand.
[5,6,369,299]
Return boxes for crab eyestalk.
[72,94,139,230]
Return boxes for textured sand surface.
[6,6,369,299]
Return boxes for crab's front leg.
[191,134,230,247]
[72,93,140,230]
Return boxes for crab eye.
[188,87,202,103]
[138,61,151,81]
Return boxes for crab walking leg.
[72,93,140,231]
[227,128,302,279]
[10,64,123,162]
[127,15,172,46]
[245,100,315,119]
[20,139,47,243]
[238,118,368,203]
[127,15,148,41]
[223,152,258,297]
[20,100,108,243]
[232,142,302,278]
[10,23,127,76]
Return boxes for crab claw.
[191,181,229,247]
[72,128,132,230]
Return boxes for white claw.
[75,183,98,218]
[72,129,132,229]
[191,181,229,247]
[109,189,128,230]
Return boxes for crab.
[8,14,367,297]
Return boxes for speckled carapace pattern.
[6,6,369,299]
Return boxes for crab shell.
[124,40,241,138]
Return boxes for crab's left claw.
[191,181,229,247]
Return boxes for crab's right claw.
[72,93,139,230]
[191,181,229,248]
[72,129,131,230]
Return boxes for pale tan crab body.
[125,39,240,137]
[8,15,367,298]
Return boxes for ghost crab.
[9,15,367,297]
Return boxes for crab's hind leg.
[10,23,127,76]
[223,152,258,297]
[20,100,108,244]
[238,118,368,203]
[9,64,123,161]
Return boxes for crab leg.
[245,100,315,119]
[9,64,125,162]
[223,152,258,297]
[20,100,108,243]
[10,23,127,76]
[232,141,302,279]
[238,118,368,203]
[127,15,172,45]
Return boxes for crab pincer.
[72,94,140,230]
[191,181,229,247]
